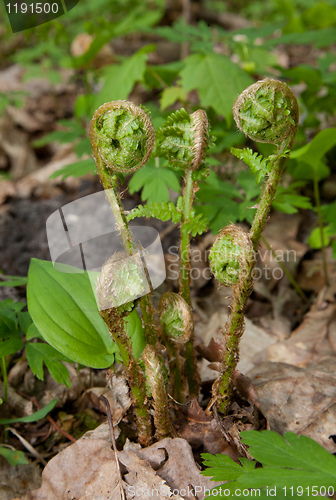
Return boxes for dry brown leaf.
[247,358,336,453]
[256,302,336,367]
[177,400,240,459]
[128,437,223,500]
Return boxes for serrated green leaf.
[0,446,28,466]
[160,86,186,110]
[184,214,208,236]
[26,343,71,388]
[27,259,118,369]
[240,430,336,484]
[93,46,154,112]
[128,160,180,203]
[127,202,182,224]
[180,53,253,123]
[49,159,96,180]
[231,147,270,184]
[0,336,23,357]
[0,399,58,425]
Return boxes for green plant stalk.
[260,235,307,302]
[313,175,330,287]
[249,141,290,249]
[1,357,7,403]
[100,309,152,446]
[180,169,200,398]
[216,141,291,414]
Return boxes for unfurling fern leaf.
[231,147,271,184]
[184,213,208,236]
[126,202,182,224]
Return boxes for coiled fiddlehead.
[159,292,193,344]
[156,108,212,398]
[210,79,299,415]
[91,100,155,174]
[209,225,254,289]
[233,78,299,146]
[156,108,211,171]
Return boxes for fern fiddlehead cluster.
[209,79,299,414]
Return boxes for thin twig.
[100,395,126,500]
[8,427,47,465]
[17,392,76,443]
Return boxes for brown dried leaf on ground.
[247,358,336,453]
[197,312,277,380]
[16,423,219,500]
[176,399,240,459]
[255,301,336,367]
[124,437,223,500]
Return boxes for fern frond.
[126,202,182,224]
[231,147,270,184]
[184,213,208,236]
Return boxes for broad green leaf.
[93,46,154,112]
[0,446,28,466]
[291,128,336,165]
[124,309,146,360]
[0,399,58,425]
[27,259,118,369]
[49,159,96,180]
[160,86,186,110]
[0,337,23,357]
[180,53,253,123]
[26,343,71,388]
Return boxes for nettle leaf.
[93,45,154,112]
[26,343,72,388]
[127,202,182,224]
[184,213,208,237]
[27,259,118,369]
[180,53,253,123]
[49,159,96,180]
[238,430,336,489]
[128,159,180,203]
[202,430,336,496]
[231,147,270,184]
